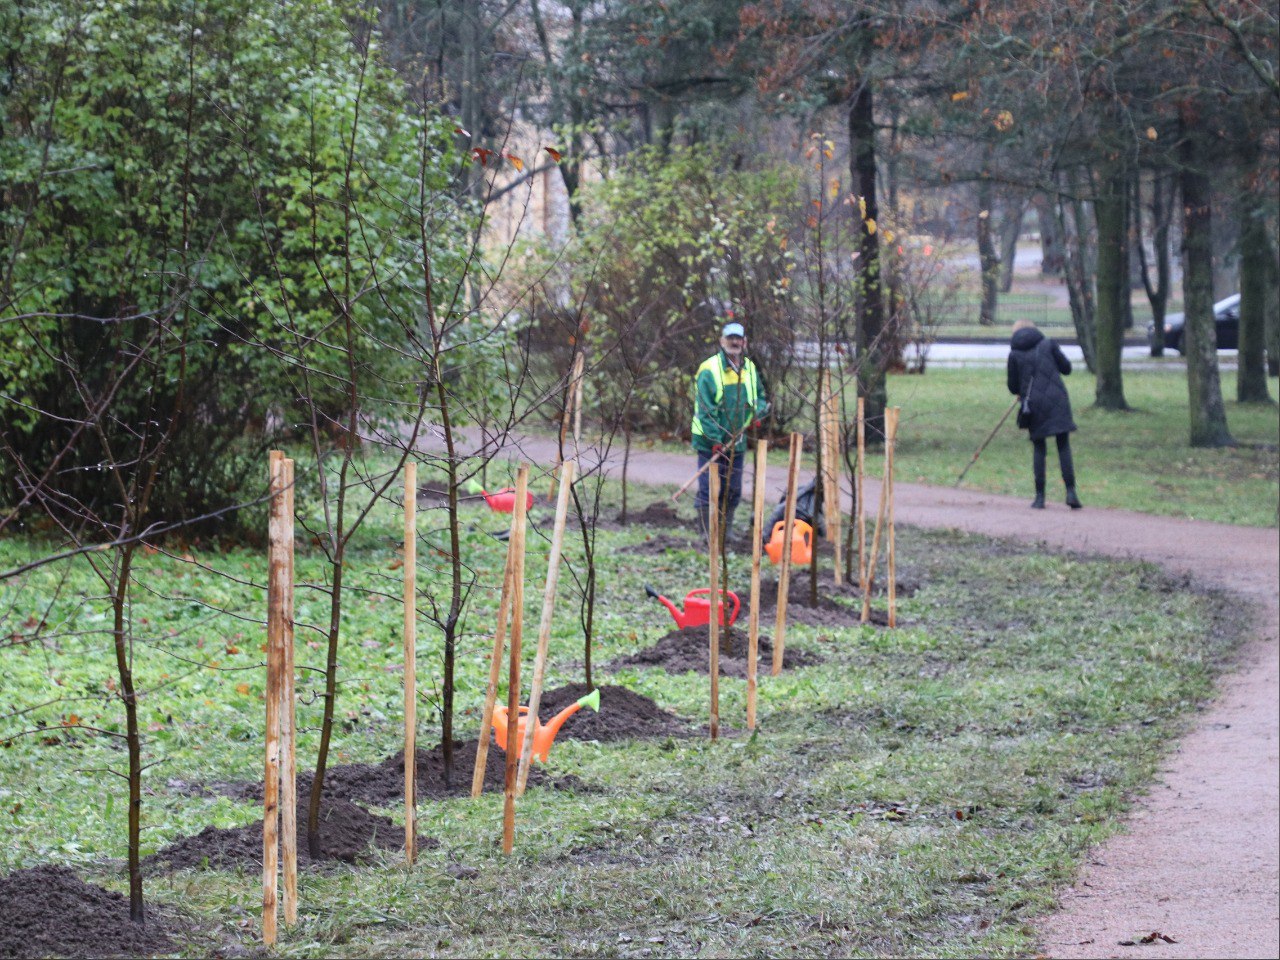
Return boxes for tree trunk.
[1058,175,1097,372]
[1180,145,1235,447]
[1093,167,1130,410]
[849,76,886,438]
[112,545,144,922]
[1137,172,1173,358]
[998,195,1026,293]
[977,179,999,326]
[1237,175,1273,403]
[1034,193,1065,277]
[1265,225,1280,378]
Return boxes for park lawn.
[0,463,1243,958]
[884,368,1279,526]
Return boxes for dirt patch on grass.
[621,501,683,527]
[198,739,579,807]
[0,865,176,958]
[620,532,700,555]
[145,794,432,872]
[612,625,823,677]
[537,683,691,740]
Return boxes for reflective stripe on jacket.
[690,352,767,452]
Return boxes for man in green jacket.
[691,317,770,538]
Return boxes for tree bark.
[998,195,1026,293]
[849,75,886,438]
[1093,166,1130,410]
[1034,193,1065,277]
[112,545,144,922]
[1137,172,1173,358]
[976,179,999,326]
[1058,175,1097,372]
[1237,174,1274,402]
[1180,143,1235,447]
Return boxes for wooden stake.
[747,441,767,730]
[823,376,843,586]
[402,461,417,864]
[861,425,892,624]
[886,408,899,628]
[856,397,866,595]
[571,352,585,450]
[279,458,297,925]
[773,433,803,677]
[263,451,285,946]
[502,466,529,854]
[707,464,721,740]
[471,503,521,798]
[516,459,576,795]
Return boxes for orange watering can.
[491,688,601,763]
[645,586,741,629]
[764,518,813,565]
[483,487,535,513]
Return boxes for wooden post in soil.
[263,451,286,945]
[279,457,297,925]
[471,495,522,798]
[861,422,892,624]
[402,461,417,864]
[746,440,767,730]
[885,408,899,628]
[856,397,866,595]
[772,433,803,677]
[821,371,843,585]
[516,459,576,796]
[502,466,530,854]
[707,464,721,741]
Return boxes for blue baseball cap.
[721,321,745,338]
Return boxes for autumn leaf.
[865,218,877,235]
[544,146,562,162]
[1146,127,1158,141]
[236,683,251,696]
[471,147,493,166]
[225,643,240,655]
[454,125,471,138]
[388,558,404,570]
[951,91,969,101]
[507,152,524,172]
[62,714,80,726]
[993,110,1014,132]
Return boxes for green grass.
[883,368,1279,526]
[0,466,1246,957]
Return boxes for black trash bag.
[763,478,827,544]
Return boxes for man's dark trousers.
[695,448,744,537]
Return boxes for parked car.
[1148,294,1240,354]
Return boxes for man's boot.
[1031,489,1046,509]
[1065,487,1083,510]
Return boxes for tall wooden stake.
[773,433,803,677]
[747,441,767,729]
[263,451,286,945]
[861,423,892,624]
[516,459,576,795]
[402,461,417,864]
[279,458,296,925]
[886,408,899,628]
[502,466,529,854]
[821,371,843,585]
[707,464,721,740]
[471,503,521,797]
[856,397,866,594]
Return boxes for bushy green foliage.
[0,0,470,532]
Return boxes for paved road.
[417,428,1279,959]
[926,341,1238,370]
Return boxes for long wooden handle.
[502,466,530,854]
[746,441,767,730]
[707,464,721,740]
[516,459,576,794]
[772,433,803,677]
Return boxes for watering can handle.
[686,587,741,622]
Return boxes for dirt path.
[420,429,1279,958]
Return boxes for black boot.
[1031,491,1046,509]
[1065,487,1083,510]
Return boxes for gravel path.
[418,428,1279,959]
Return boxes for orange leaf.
[951,91,969,101]
[507,152,524,172]
[63,714,80,726]
[236,683,250,696]
[388,558,404,570]
[225,644,240,655]
[544,147,562,162]
[471,147,493,166]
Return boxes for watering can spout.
[577,688,601,713]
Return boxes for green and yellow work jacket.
[690,351,769,455]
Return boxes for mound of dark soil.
[754,574,914,626]
[621,501,682,527]
[0,865,176,958]
[145,795,430,873]
[612,625,823,677]
[620,533,699,555]
[201,739,577,807]
[537,684,690,740]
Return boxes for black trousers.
[1032,433,1076,493]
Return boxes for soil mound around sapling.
[622,501,682,527]
[202,739,576,806]
[536,683,691,740]
[0,865,176,958]
[755,575,910,626]
[620,533,699,555]
[613,626,823,677]
[145,794,431,872]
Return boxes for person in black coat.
[1007,319,1083,509]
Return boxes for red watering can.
[645,585,740,629]
[764,519,813,566]
[483,487,534,513]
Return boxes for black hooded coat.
[1007,326,1077,441]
